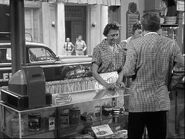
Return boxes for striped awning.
[61,0,121,6]
[25,0,121,6]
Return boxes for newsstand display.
[0,62,129,138]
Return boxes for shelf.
[0,88,129,113]
[161,24,178,27]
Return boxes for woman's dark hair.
[141,13,160,32]
[103,23,120,37]
[132,22,142,34]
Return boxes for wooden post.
[10,0,26,74]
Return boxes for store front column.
[101,5,108,40]
[42,2,50,47]
[57,2,65,56]
[87,5,108,55]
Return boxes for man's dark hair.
[132,22,142,34]
[162,0,176,7]
[103,23,120,37]
[141,13,161,32]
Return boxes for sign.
[91,124,113,138]
[177,0,185,11]
[0,72,12,82]
[127,13,140,37]
[126,2,140,38]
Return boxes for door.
[71,21,83,44]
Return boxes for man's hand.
[116,81,126,88]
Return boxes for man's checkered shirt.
[122,32,183,112]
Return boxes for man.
[75,35,87,56]
[64,38,74,56]
[117,13,184,139]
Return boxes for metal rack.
[161,24,179,40]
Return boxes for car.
[0,42,92,87]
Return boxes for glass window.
[0,48,11,63]
[28,47,56,63]
[6,48,11,61]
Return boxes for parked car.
[0,42,92,87]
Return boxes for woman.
[120,22,142,51]
[92,23,126,90]
[126,22,142,46]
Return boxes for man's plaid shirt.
[122,32,184,112]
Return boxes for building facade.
[0,0,145,56]
[41,0,122,56]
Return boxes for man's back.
[117,12,184,139]
[132,33,175,90]
[127,32,182,112]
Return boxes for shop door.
[71,21,83,44]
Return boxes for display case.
[0,71,129,139]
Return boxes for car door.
[26,46,63,81]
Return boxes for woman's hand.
[104,83,117,90]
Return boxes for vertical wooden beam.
[57,2,65,56]
[10,0,26,74]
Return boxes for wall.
[42,3,108,56]
[0,0,43,43]
[120,0,145,40]
[25,7,42,42]
[42,2,58,54]
[86,5,108,55]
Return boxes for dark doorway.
[65,6,86,45]
[65,20,72,39]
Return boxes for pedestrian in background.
[64,38,74,56]
[120,22,143,51]
[117,12,184,139]
[75,35,87,56]
[126,22,142,44]
[92,23,126,90]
